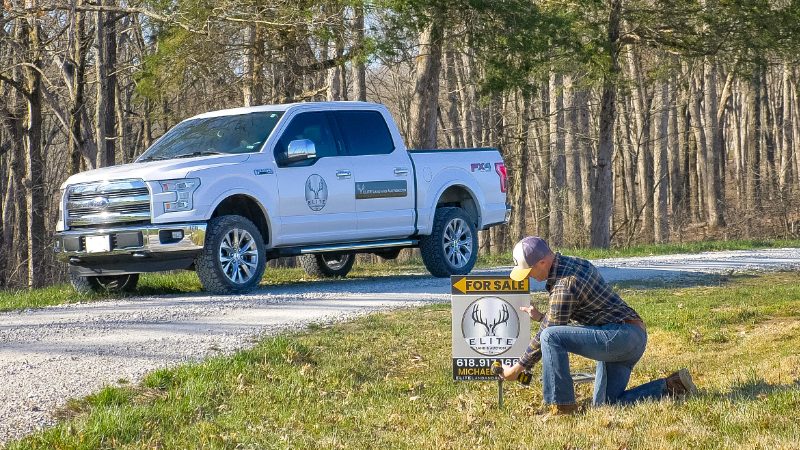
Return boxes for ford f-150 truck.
[55,102,510,294]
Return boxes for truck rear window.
[334,111,394,156]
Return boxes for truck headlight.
[159,178,200,212]
[56,188,66,231]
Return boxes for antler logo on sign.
[461,296,520,356]
[305,174,328,211]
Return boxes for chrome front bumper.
[54,222,207,260]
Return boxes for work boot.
[665,368,698,396]
[539,403,579,421]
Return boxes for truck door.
[333,110,415,240]
[273,111,357,246]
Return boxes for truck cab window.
[333,110,395,156]
[276,112,338,166]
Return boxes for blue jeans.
[539,323,667,405]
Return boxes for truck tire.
[69,272,139,294]
[195,215,266,294]
[374,247,402,261]
[299,253,355,278]
[420,207,477,277]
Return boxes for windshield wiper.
[175,151,224,159]
[138,155,169,162]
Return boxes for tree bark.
[778,64,792,193]
[353,5,367,102]
[703,61,725,227]
[590,0,621,248]
[94,5,109,168]
[22,12,45,288]
[576,88,593,234]
[103,2,117,166]
[408,16,444,149]
[628,50,654,241]
[746,67,762,211]
[244,23,265,106]
[563,75,584,244]
[548,72,565,246]
[654,80,670,242]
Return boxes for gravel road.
[2,248,799,443]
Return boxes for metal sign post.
[451,275,531,408]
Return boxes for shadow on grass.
[609,273,759,290]
[710,377,800,402]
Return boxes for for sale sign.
[451,275,531,381]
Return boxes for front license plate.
[85,235,111,253]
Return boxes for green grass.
[1,238,798,313]
[479,238,800,267]
[7,272,800,449]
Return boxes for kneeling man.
[501,236,697,414]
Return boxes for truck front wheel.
[70,273,139,294]
[299,253,355,278]
[195,215,266,294]
[420,207,477,277]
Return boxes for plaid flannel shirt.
[518,253,642,369]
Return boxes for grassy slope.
[2,239,799,313]
[7,273,800,449]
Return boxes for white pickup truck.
[55,102,510,294]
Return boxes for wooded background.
[1,0,799,289]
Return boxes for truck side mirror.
[286,139,317,163]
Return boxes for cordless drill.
[491,361,533,385]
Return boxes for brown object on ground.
[665,368,698,396]
[549,403,579,415]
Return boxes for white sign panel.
[451,276,531,381]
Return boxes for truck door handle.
[336,170,351,179]
[394,168,409,176]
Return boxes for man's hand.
[520,305,544,322]
[500,363,525,381]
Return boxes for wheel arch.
[432,183,481,228]
[209,193,272,247]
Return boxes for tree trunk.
[94,5,109,168]
[548,72,565,246]
[628,51,654,241]
[690,73,709,222]
[590,0,621,248]
[445,49,463,148]
[353,5,367,102]
[67,3,88,174]
[654,80,670,243]
[746,67,762,211]
[510,91,530,244]
[408,16,444,149]
[778,64,793,193]
[244,23,265,106]
[103,3,117,166]
[563,75,584,244]
[0,103,24,287]
[704,61,726,227]
[576,88,593,234]
[22,13,45,288]
[760,67,777,203]
[669,79,684,224]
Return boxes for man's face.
[529,259,550,282]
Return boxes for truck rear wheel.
[70,272,139,294]
[299,253,355,278]
[420,207,477,277]
[195,215,266,294]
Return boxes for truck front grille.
[66,179,151,228]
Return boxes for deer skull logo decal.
[461,296,520,356]
[305,174,328,211]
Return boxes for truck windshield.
[137,111,284,162]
